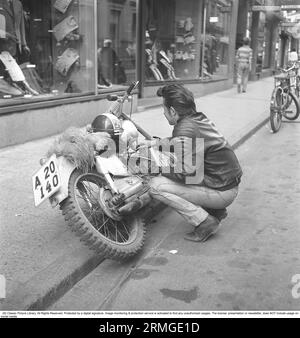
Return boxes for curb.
[0,201,166,311]
[232,116,270,150]
[1,115,269,311]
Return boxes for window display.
[203,0,232,79]
[51,0,95,94]
[0,0,96,103]
[144,0,232,83]
[145,0,202,82]
[0,0,234,106]
[96,0,137,89]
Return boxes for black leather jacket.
[163,112,243,191]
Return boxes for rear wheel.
[283,91,300,121]
[61,170,146,260]
[295,76,300,99]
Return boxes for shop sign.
[279,0,300,5]
[286,22,300,39]
[258,0,299,6]
[280,21,300,27]
[220,6,231,13]
[252,5,281,11]
[220,36,229,44]
[209,17,219,23]
[281,5,300,10]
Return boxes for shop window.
[145,0,202,82]
[202,0,232,80]
[97,0,137,90]
[144,0,232,84]
[257,11,266,72]
[0,0,96,105]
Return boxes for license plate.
[32,154,61,206]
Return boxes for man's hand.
[138,138,158,147]
[22,45,31,56]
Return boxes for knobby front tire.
[60,170,146,260]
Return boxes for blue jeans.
[237,62,250,91]
[149,176,239,227]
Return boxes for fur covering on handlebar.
[46,125,177,175]
[46,126,111,172]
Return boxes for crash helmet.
[91,113,123,138]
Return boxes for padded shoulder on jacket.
[173,115,202,138]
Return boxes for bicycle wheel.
[270,87,283,133]
[270,108,282,133]
[283,91,300,120]
[295,78,300,99]
[274,86,284,107]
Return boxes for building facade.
[0,0,239,147]
[236,0,284,80]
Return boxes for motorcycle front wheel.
[61,170,146,260]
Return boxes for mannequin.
[0,0,38,96]
[98,39,118,84]
[145,39,164,81]
[0,0,29,58]
[154,40,178,80]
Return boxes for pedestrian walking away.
[288,48,298,64]
[236,37,253,93]
[143,84,243,242]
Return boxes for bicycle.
[269,62,300,133]
[293,61,300,99]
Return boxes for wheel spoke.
[80,181,99,204]
[120,219,130,236]
[73,173,137,245]
[97,216,111,232]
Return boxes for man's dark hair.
[156,83,196,116]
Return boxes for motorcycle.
[32,81,172,260]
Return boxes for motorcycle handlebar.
[126,81,139,95]
[106,94,118,101]
[106,82,139,103]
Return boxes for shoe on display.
[97,83,112,89]
[0,51,25,82]
[53,15,78,42]
[55,48,79,76]
[54,0,73,14]
[103,79,112,87]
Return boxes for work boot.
[184,215,220,242]
[203,208,228,222]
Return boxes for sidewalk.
[0,77,273,310]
